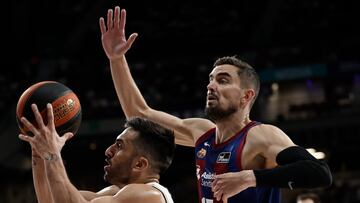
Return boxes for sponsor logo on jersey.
[201,171,215,180]
[200,171,215,188]
[216,152,231,163]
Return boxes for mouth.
[104,159,111,171]
[207,94,218,101]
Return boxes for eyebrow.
[209,72,232,78]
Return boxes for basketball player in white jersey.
[19,103,175,203]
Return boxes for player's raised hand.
[100,6,138,60]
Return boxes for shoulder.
[250,123,284,134]
[244,123,296,167]
[247,123,294,146]
[113,184,166,203]
[183,118,215,140]
[183,118,215,131]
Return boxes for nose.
[105,144,115,158]
[207,80,216,92]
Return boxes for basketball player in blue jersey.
[19,104,175,203]
[100,6,332,203]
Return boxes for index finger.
[119,9,126,32]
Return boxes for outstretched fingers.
[100,7,122,34]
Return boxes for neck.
[215,112,251,144]
[145,178,159,184]
[140,173,160,184]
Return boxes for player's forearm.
[32,154,54,203]
[109,56,150,118]
[45,153,88,203]
[254,160,332,189]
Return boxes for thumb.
[62,132,74,141]
[19,134,32,143]
[127,33,138,47]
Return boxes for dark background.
[1,0,359,202]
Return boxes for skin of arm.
[19,104,89,203]
[45,153,90,203]
[33,146,120,202]
[32,148,55,203]
[100,6,215,147]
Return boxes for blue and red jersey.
[195,121,280,203]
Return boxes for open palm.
[100,6,137,60]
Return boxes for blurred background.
[1,0,359,202]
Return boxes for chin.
[206,102,217,109]
[104,174,109,182]
[104,173,111,183]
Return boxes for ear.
[241,89,255,105]
[133,156,149,171]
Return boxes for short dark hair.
[297,192,321,203]
[125,117,175,174]
[213,56,260,109]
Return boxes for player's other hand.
[212,170,256,202]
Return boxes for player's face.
[104,128,139,185]
[205,65,244,121]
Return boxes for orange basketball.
[16,81,82,136]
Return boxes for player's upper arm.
[248,124,295,166]
[143,108,215,147]
[90,184,165,203]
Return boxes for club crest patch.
[197,148,207,158]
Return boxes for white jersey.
[146,182,174,203]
